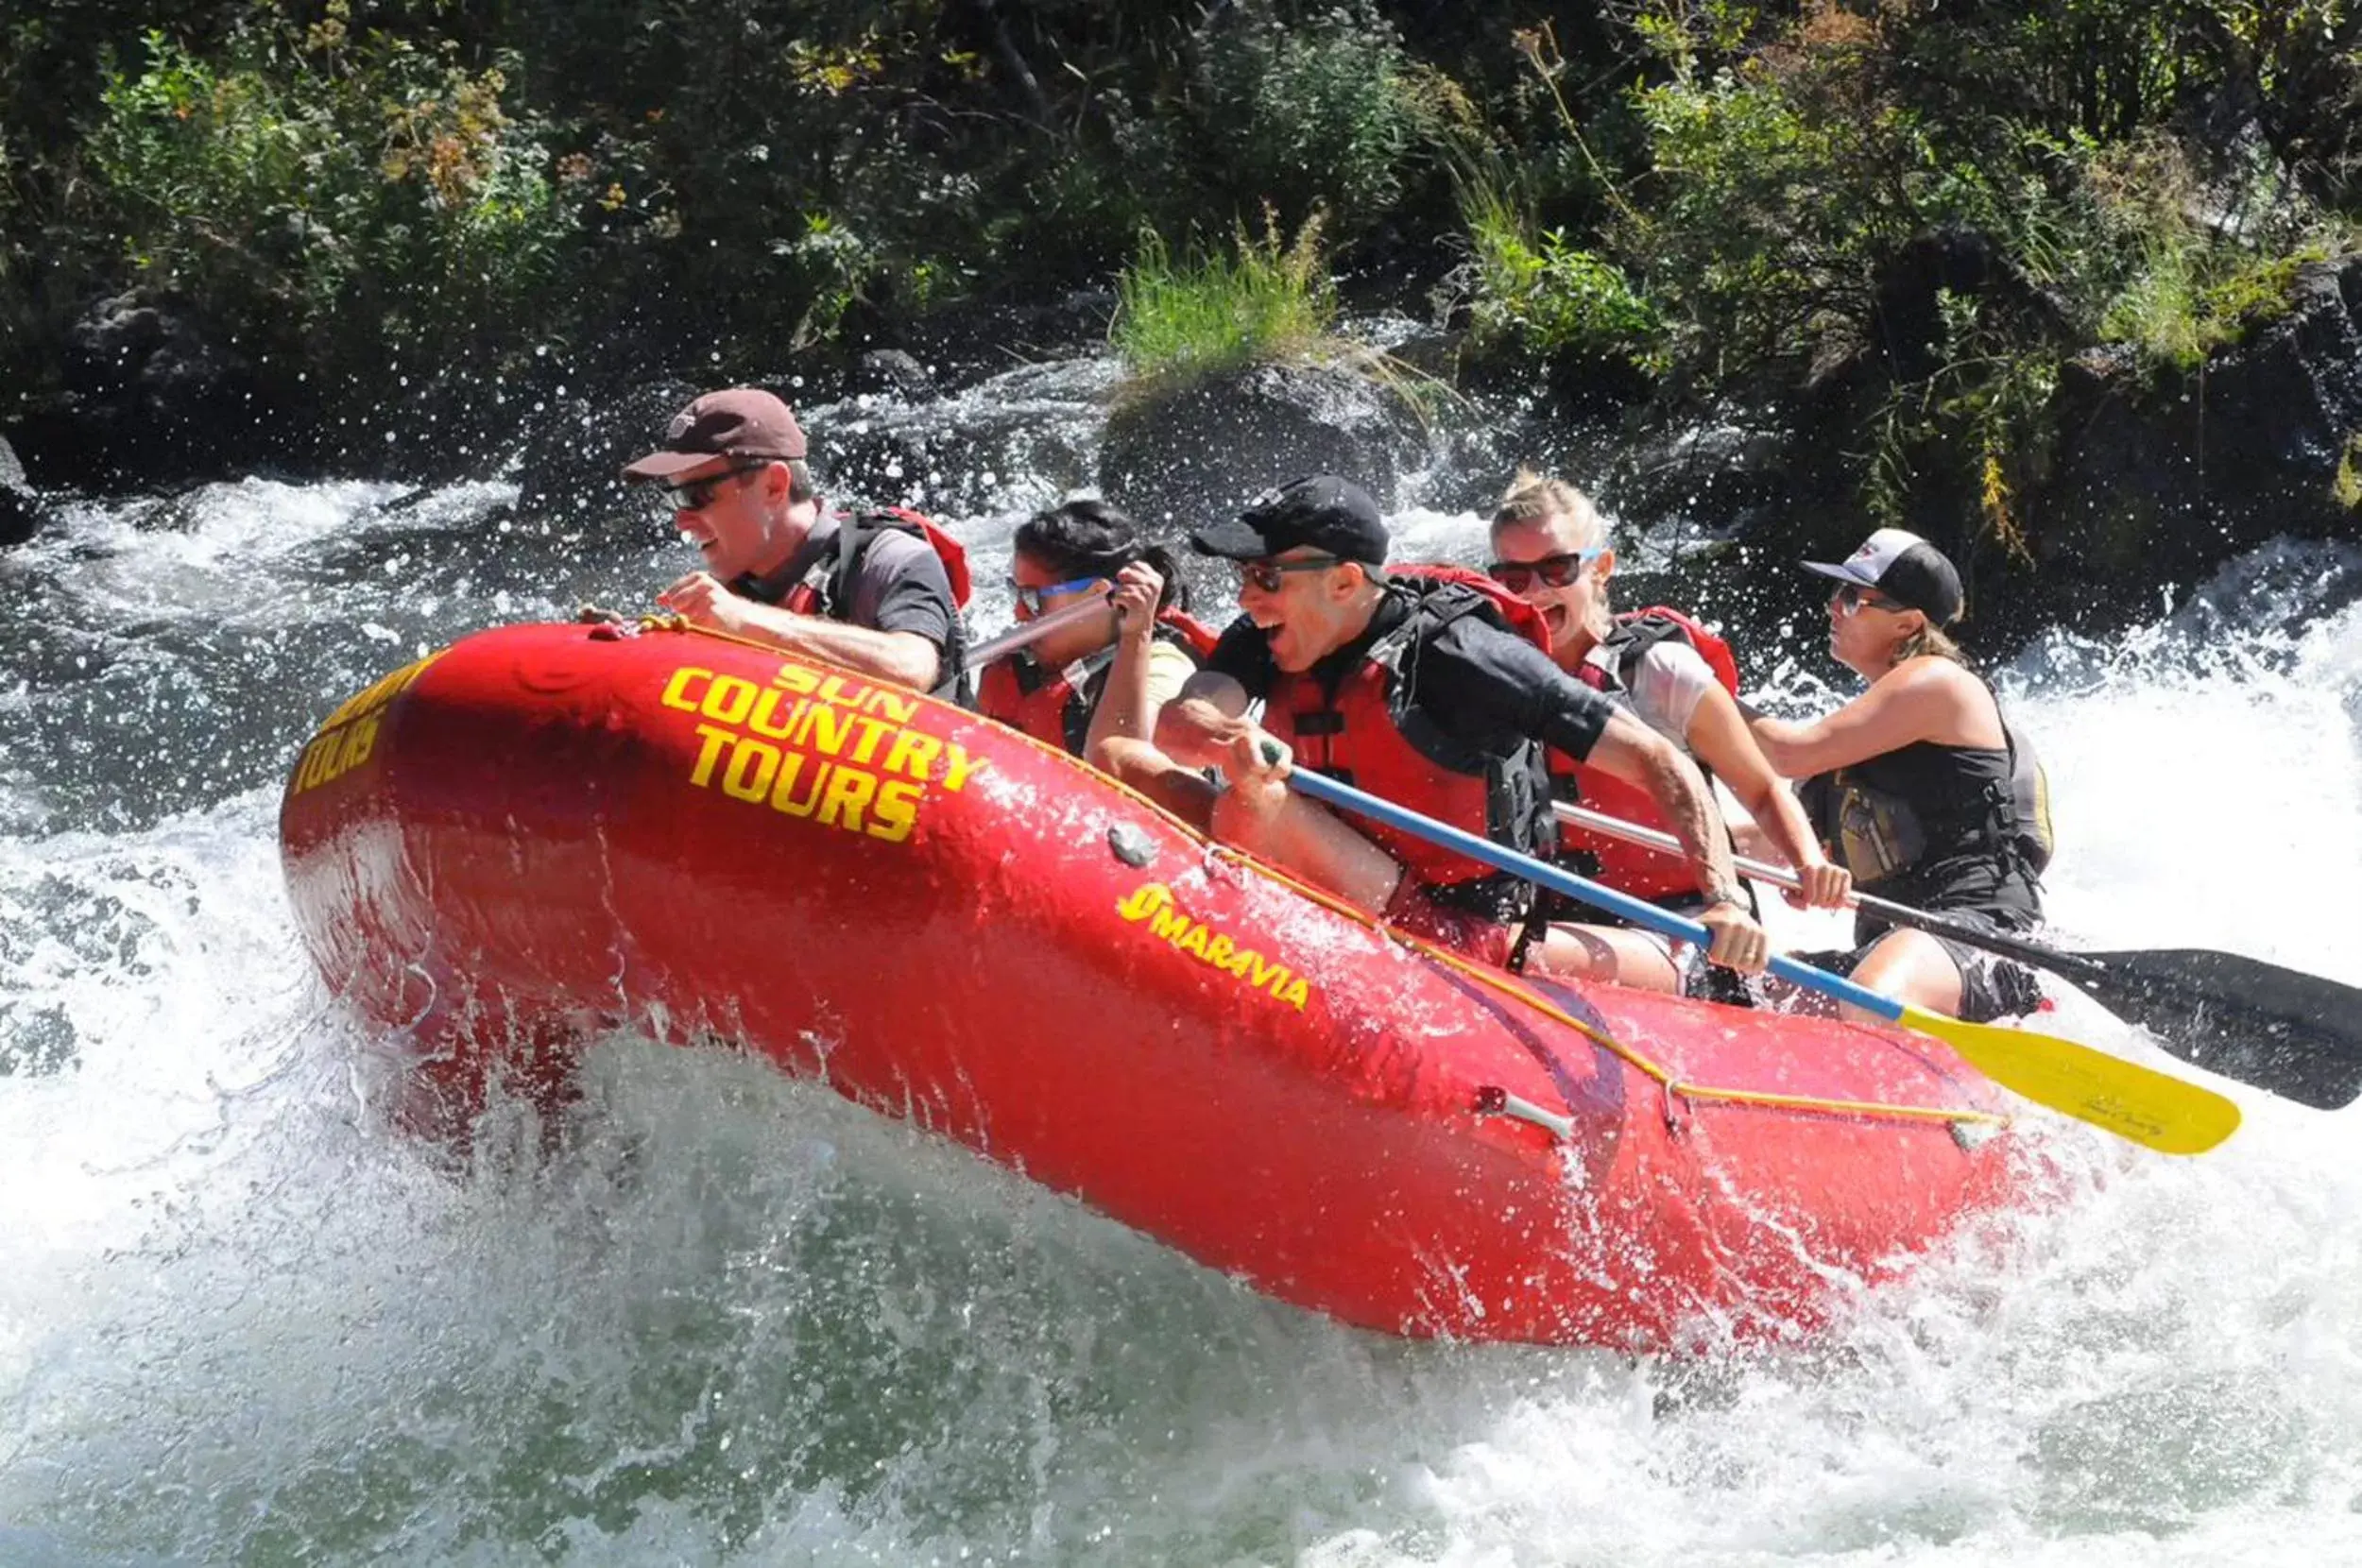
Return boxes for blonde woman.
[1488,472,1849,997]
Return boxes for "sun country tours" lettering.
[660,660,990,845]
[1115,881,1311,1011]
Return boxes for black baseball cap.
[1189,475,1390,567]
[1801,528,1964,624]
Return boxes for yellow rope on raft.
[1209,842,2007,1135]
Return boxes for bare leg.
[1522,923,1685,993]
[1099,737,1401,912]
[1211,785,1404,913]
[1845,927,1963,1019]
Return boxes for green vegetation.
[87,23,568,379]
[3,0,2358,533]
[1457,173,1662,367]
[1110,214,1338,388]
[1576,2,2361,532]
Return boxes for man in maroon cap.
[624,387,967,696]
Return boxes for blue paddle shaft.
[1277,760,1907,1024]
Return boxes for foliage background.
[3,0,2357,540]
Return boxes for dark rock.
[514,380,705,532]
[2030,253,2362,624]
[1595,250,2362,648]
[896,288,1117,387]
[1600,406,1792,538]
[0,486,39,548]
[12,292,280,492]
[0,435,41,547]
[854,349,939,402]
[1096,360,1433,533]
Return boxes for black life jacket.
[1800,704,2053,926]
[1261,570,1557,923]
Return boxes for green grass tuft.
[1110,211,1338,388]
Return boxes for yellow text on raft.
[1116,881,1312,1011]
[290,649,446,796]
[661,661,988,844]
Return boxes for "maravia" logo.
[1114,882,1311,1011]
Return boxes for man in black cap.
[1135,474,1765,974]
[622,386,966,696]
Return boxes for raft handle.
[1106,822,1159,869]
[1473,1085,1575,1143]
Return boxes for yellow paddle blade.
[1897,1003,2242,1155]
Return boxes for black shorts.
[1796,919,2045,1024]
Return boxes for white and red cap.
[1801,528,1964,624]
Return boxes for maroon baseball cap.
[621,388,808,482]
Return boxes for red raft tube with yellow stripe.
[279,620,2028,1351]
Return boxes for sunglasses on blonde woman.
[1485,549,1601,593]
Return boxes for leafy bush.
[1189,4,1447,242]
[1110,212,1339,388]
[1605,2,2355,535]
[1457,175,1663,366]
[89,22,573,374]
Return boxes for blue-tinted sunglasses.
[1010,575,1104,616]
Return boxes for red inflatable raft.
[278,620,2027,1350]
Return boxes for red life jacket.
[776,506,973,614]
[1263,566,1554,901]
[764,506,972,698]
[977,607,1221,755]
[1548,606,1740,900]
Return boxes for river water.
[3,361,2359,1565]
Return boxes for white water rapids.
[2,383,2358,1563]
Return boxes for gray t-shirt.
[742,513,957,654]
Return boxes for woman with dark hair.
[1747,529,2054,1023]
[981,499,1217,763]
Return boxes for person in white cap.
[1747,529,2053,1023]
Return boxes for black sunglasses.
[1832,582,1908,615]
[663,462,768,516]
[1236,554,1342,593]
[1486,549,1601,593]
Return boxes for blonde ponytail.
[1491,469,1608,551]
